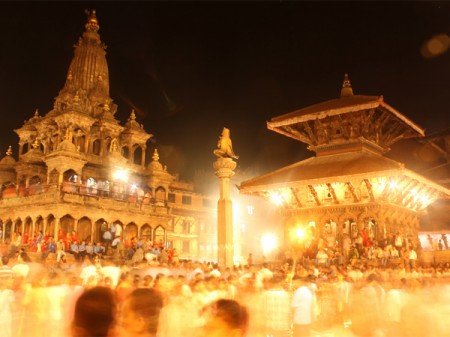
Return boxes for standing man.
[291,278,316,337]
[56,239,66,263]
[408,247,418,269]
[103,226,112,255]
[263,276,291,337]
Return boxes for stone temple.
[0,11,216,260]
[239,74,450,253]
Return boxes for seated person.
[94,242,105,258]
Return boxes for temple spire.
[152,149,160,162]
[85,9,100,33]
[55,9,110,115]
[340,73,354,97]
[129,109,136,121]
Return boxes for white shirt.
[291,285,314,325]
[409,250,417,260]
[12,263,30,279]
[115,224,122,237]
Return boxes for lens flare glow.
[261,234,277,255]
[269,192,284,205]
[113,168,128,182]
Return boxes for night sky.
[0,1,449,182]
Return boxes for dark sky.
[0,1,449,182]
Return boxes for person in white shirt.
[11,252,30,279]
[408,248,418,269]
[291,278,316,336]
[115,223,122,238]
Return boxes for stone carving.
[214,127,239,159]
[109,138,119,152]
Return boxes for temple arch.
[121,146,129,159]
[60,214,75,235]
[4,219,12,241]
[133,145,143,165]
[35,216,44,233]
[125,222,138,244]
[14,218,23,236]
[47,215,56,239]
[140,224,152,241]
[29,175,43,195]
[155,186,166,203]
[77,217,92,242]
[94,219,108,244]
[22,217,32,244]
[1,181,16,199]
[92,139,101,156]
[153,225,165,248]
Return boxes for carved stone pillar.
[54,218,59,240]
[31,219,36,238]
[43,218,47,236]
[141,145,146,167]
[214,157,236,268]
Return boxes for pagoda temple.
[239,75,450,251]
[0,11,216,260]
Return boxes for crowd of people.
[1,229,450,337]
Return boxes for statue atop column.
[214,127,239,160]
[213,127,238,268]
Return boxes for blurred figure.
[0,256,14,337]
[71,286,116,337]
[198,299,248,337]
[291,278,316,337]
[262,275,291,337]
[117,288,163,337]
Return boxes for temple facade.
[0,11,217,261]
[239,75,450,252]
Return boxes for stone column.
[141,145,146,167]
[54,218,59,240]
[214,157,236,268]
[43,218,47,236]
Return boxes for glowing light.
[295,228,306,240]
[389,181,398,189]
[269,192,284,205]
[411,189,417,196]
[420,195,429,204]
[261,233,277,255]
[113,168,128,182]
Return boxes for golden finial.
[85,9,99,32]
[6,145,12,156]
[67,71,73,81]
[34,109,39,117]
[74,91,80,102]
[152,149,160,162]
[104,102,110,112]
[340,73,354,97]
[130,109,136,120]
